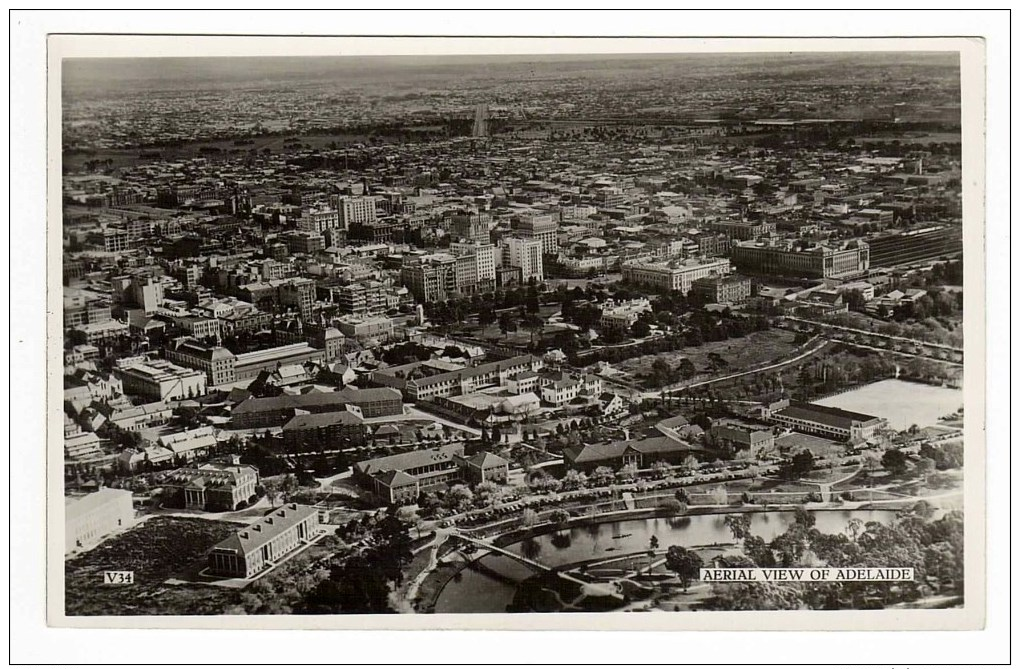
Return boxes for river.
[434,508,896,613]
[813,379,963,431]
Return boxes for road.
[637,337,831,400]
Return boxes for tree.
[264,479,281,508]
[396,506,422,538]
[788,449,815,479]
[618,462,639,482]
[592,466,615,487]
[681,455,700,474]
[862,450,883,479]
[651,460,672,480]
[548,509,570,525]
[881,448,909,477]
[724,514,753,544]
[630,320,651,339]
[562,469,588,490]
[280,474,299,504]
[445,484,474,512]
[746,464,761,485]
[521,508,540,527]
[665,545,703,592]
[660,497,686,515]
[915,456,937,485]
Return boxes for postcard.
[45,33,986,633]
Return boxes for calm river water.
[434,509,896,613]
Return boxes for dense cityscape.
[62,52,966,616]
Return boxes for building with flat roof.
[65,488,135,554]
[115,359,208,401]
[691,274,753,305]
[513,213,559,254]
[622,257,732,293]
[208,503,322,579]
[400,253,458,303]
[502,236,544,282]
[732,239,870,279]
[761,399,884,442]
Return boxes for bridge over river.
[450,531,624,600]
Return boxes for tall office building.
[513,213,559,254]
[503,237,544,282]
[336,196,378,229]
[401,254,458,303]
[298,206,340,234]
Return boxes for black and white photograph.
[21,14,1004,652]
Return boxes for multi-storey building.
[281,231,325,255]
[334,281,389,316]
[502,237,544,282]
[400,253,458,303]
[691,274,753,304]
[354,444,466,504]
[103,228,129,253]
[732,239,870,279]
[513,213,559,254]
[65,488,135,554]
[622,257,732,293]
[166,339,237,386]
[706,220,776,240]
[281,410,366,450]
[278,278,316,319]
[208,504,322,578]
[298,206,340,234]
[761,399,884,442]
[336,196,378,228]
[598,298,652,332]
[115,359,208,401]
[450,242,497,290]
[449,213,491,244]
[372,354,543,401]
[162,461,259,511]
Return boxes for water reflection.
[436,509,897,613]
[520,537,542,561]
[550,532,572,550]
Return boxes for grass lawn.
[800,466,861,484]
[775,433,846,459]
[64,516,247,616]
[614,329,799,385]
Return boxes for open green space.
[613,329,799,386]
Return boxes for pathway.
[639,337,830,400]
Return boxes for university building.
[161,461,260,511]
[208,503,323,579]
[761,399,884,442]
[65,488,135,554]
